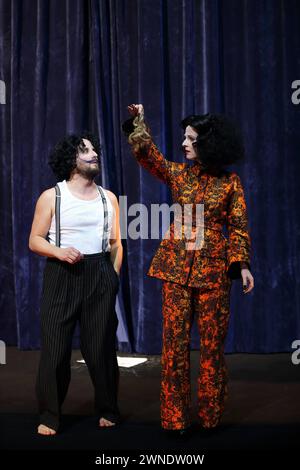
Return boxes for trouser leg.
[161,281,193,430]
[80,256,120,423]
[194,279,231,428]
[36,259,82,431]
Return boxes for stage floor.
[0,348,299,451]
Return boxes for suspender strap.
[54,184,61,247]
[97,186,109,252]
[54,183,108,252]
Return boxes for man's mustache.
[78,157,99,164]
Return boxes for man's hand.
[55,247,83,264]
[128,104,144,117]
[241,268,254,293]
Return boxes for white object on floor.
[76,357,148,368]
[117,357,148,368]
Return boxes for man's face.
[76,138,100,179]
[182,125,198,160]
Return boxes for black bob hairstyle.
[49,132,101,181]
[181,113,245,171]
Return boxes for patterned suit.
[127,137,251,429]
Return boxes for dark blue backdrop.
[1,0,300,353]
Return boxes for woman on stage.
[123,104,254,433]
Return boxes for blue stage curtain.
[0,0,300,353]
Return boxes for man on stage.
[29,133,122,435]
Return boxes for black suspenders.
[54,184,61,248]
[54,183,109,251]
[97,185,109,253]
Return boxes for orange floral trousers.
[161,277,232,430]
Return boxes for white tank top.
[48,180,114,254]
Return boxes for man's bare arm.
[107,190,123,274]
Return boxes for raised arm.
[122,104,179,185]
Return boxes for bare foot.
[37,424,56,435]
[99,417,116,427]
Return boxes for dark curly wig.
[49,132,101,181]
[181,113,245,171]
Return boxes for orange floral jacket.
[129,140,251,288]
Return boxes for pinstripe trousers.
[36,252,120,431]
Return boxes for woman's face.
[182,125,198,160]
